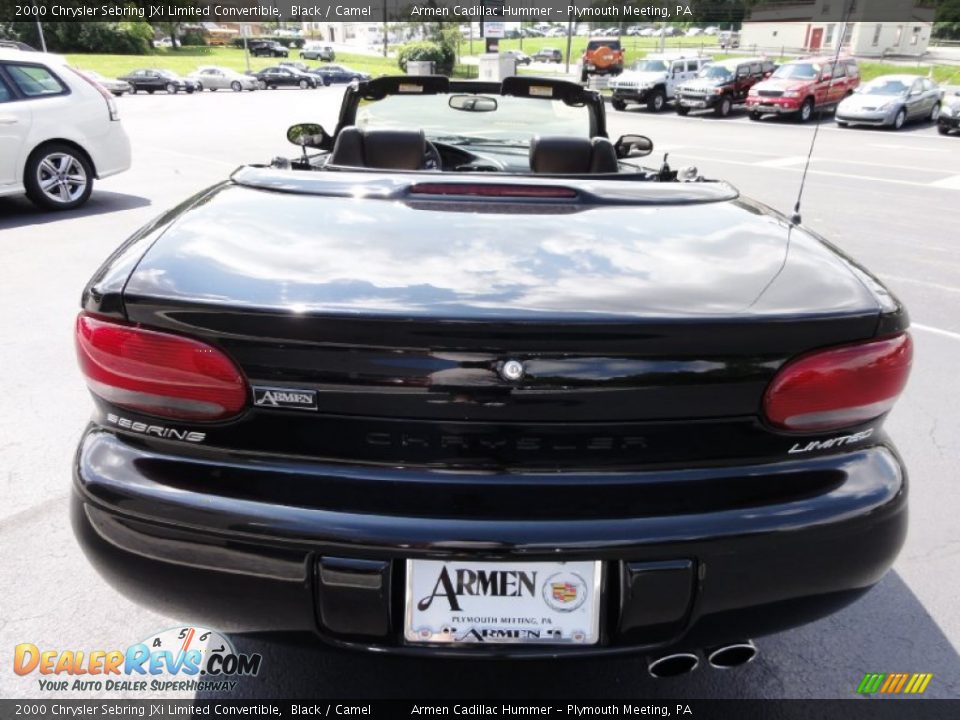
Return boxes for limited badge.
[252,387,318,411]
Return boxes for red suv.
[746,56,859,122]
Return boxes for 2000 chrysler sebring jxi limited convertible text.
[72,77,911,674]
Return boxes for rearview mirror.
[449,94,498,112]
[287,123,328,148]
[615,134,654,159]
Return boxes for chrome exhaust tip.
[647,652,700,678]
[706,640,757,669]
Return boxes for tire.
[24,142,93,211]
[195,82,203,92]
[836,120,848,128]
[892,108,906,130]
[647,88,666,112]
[299,52,306,59]
[231,81,242,92]
[129,86,137,95]
[939,124,950,135]
[715,96,732,118]
[930,103,941,123]
[676,105,690,116]
[611,98,626,111]
[299,79,308,89]
[166,83,177,94]
[749,110,761,121]
[580,70,588,83]
[258,80,267,90]
[797,98,814,123]
[147,89,155,94]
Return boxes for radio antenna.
[791,0,855,225]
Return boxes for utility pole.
[242,24,251,73]
[565,19,573,74]
[382,0,388,57]
[32,1,46,51]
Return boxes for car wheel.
[611,98,626,111]
[749,110,761,121]
[836,120,848,128]
[129,86,137,94]
[195,82,203,92]
[647,89,666,112]
[231,81,242,92]
[715,96,732,117]
[892,108,906,130]
[299,79,308,89]
[939,124,950,135]
[676,105,690,116]
[797,98,814,122]
[147,89,155,94]
[166,83,177,94]
[930,103,940,123]
[258,80,267,90]
[580,70,588,83]
[299,52,305,59]
[24,143,93,211]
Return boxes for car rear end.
[582,40,624,77]
[72,173,910,656]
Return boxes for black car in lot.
[249,40,289,58]
[676,58,776,117]
[252,65,318,90]
[117,68,199,94]
[310,63,371,84]
[74,76,911,667]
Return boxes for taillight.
[409,183,577,198]
[75,314,247,421]
[763,334,912,432]
[67,67,119,121]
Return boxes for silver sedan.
[188,66,259,92]
[836,74,942,130]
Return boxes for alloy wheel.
[36,152,88,206]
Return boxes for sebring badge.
[499,360,525,382]
[253,386,318,411]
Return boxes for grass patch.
[66,46,399,79]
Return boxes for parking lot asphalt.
[1,87,958,700]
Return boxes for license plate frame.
[403,559,602,646]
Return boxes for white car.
[0,49,131,210]
[188,66,259,92]
[609,54,713,112]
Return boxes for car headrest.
[529,136,619,174]
[330,127,426,170]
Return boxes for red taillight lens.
[409,183,577,198]
[75,314,247,421]
[763,334,912,432]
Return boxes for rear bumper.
[938,116,960,131]
[73,428,907,657]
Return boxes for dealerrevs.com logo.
[13,627,262,693]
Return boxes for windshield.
[631,60,668,73]
[698,65,733,80]
[355,93,590,146]
[772,63,818,80]
[861,79,910,96]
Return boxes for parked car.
[188,66,259,92]
[675,58,775,117]
[835,75,941,130]
[746,56,859,122]
[279,61,310,73]
[610,54,712,112]
[118,69,199,94]
[580,38,624,82]
[73,75,911,663]
[719,31,740,49]
[310,64,370,84]
[252,66,318,90]
[0,49,130,210]
[249,41,289,58]
[502,50,532,66]
[0,40,37,51]
[300,45,335,61]
[533,47,563,63]
[79,70,131,97]
[938,90,960,135]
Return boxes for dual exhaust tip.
[647,640,757,678]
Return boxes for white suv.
[610,54,712,112]
[0,49,131,210]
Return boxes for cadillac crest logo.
[542,571,587,612]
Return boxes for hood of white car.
[613,71,667,86]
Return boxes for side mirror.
[615,134,654,159]
[287,123,328,149]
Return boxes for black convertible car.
[73,76,910,671]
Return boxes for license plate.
[683,100,706,108]
[404,560,601,645]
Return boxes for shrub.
[397,40,454,74]
[180,30,208,47]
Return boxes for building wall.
[740,21,930,57]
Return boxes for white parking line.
[913,324,960,342]
[929,175,960,190]
[881,274,960,294]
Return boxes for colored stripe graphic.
[857,672,933,694]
